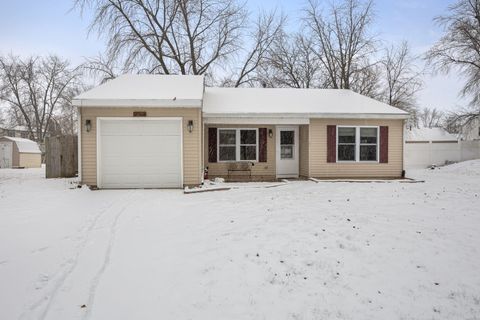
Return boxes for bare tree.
[83,54,121,83]
[0,55,82,141]
[379,41,423,124]
[444,106,479,133]
[255,32,327,88]
[75,0,246,76]
[427,0,480,107]
[303,0,377,91]
[419,107,445,128]
[216,10,285,87]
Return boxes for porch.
[204,124,309,182]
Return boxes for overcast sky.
[0,0,468,111]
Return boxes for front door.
[276,126,299,178]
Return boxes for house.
[73,74,409,189]
[0,125,31,139]
[0,136,42,168]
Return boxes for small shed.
[0,136,42,168]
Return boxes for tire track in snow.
[19,192,134,320]
[82,191,137,320]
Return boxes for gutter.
[72,98,203,108]
[203,112,410,120]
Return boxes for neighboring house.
[0,126,31,139]
[72,74,409,189]
[0,136,42,168]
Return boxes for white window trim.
[217,128,259,162]
[336,126,379,163]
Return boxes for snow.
[405,127,458,142]
[72,74,408,117]
[203,87,409,117]
[73,74,204,107]
[1,162,480,319]
[1,136,41,153]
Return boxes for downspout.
[77,106,82,183]
[200,78,205,185]
[402,119,406,178]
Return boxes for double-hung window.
[218,129,237,161]
[359,128,378,161]
[337,127,356,161]
[337,126,378,162]
[218,129,258,161]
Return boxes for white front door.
[97,118,183,189]
[0,141,13,168]
[276,126,299,178]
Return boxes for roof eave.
[72,98,202,108]
[203,112,410,120]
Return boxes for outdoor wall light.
[187,120,194,133]
[85,119,92,132]
[268,129,273,138]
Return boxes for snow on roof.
[73,74,204,107]
[203,87,409,118]
[405,127,458,142]
[2,137,41,153]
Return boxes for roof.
[73,74,204,107]
[1,137,41,153]
[405,127,458,142]
[202,87,409,118]
[72,74,409,119]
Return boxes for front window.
[337,126,378,162]
[360,128,378,161]
[338,127,356,161]
[240,130,257,160]
[219,129,236,161]
[218,128,258,161]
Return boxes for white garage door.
[98,118,182,188]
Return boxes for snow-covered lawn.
[1,162,480,320]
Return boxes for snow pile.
[433,159,480,176]
[1,166,480,319]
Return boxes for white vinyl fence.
[405,140,480,169]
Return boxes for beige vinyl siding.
[299,125,309,177]
[309,118,404,178]
[19,153,42,168]
[80,107,202,187]
[204,124,276,180]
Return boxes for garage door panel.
[102,174,181,188]
[101,120,181,136]
[101,136,181,157]
[98,119,182,188]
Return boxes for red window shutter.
[259,128,267,162]
[327,125,336,163]
[380,126,389,163]
[208,127,217,163]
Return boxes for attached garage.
[97,118,183,188]
[73,74,204,189]
[0,136,42,168]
